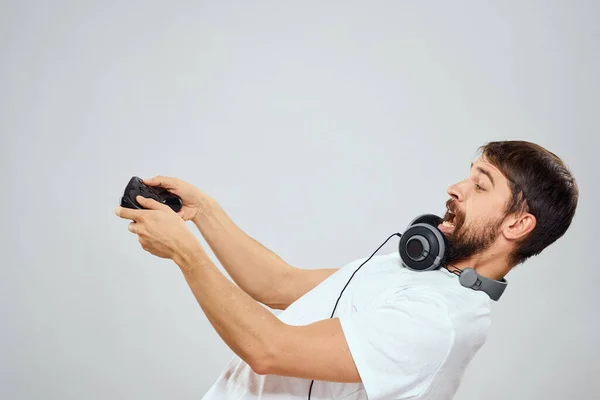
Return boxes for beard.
[442,200,505,265]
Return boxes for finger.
[128,221,138,234]
[136,195,171,211]
[143,175,176,189]
[116,206,144,221]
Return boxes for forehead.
[473,157,500,174]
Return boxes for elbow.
[250,359,270,376]
[247,314,291,376]
[248,337,280,376]
[249,349,275,376]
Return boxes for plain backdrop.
[1,1,598,399]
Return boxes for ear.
[503,212,536,241]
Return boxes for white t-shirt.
[201,252,493,400]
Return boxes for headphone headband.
[458,268,507,301]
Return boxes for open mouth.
[439,207,457,233]
[443,211,456,227]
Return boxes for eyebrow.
[471,162,495,188]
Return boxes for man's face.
[438,157,513,264]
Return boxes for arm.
[141,176,337,310]
[280,266,340,306]
[265,317,361,382]
[175,244,361,382]
[116,198,360,382]
[192,195,337,309]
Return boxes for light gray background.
[1,1,598,399]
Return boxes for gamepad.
[120,176,182,212]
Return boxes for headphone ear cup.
[399,222,447,271]
[407,214,444,228]
[406,214,449,253]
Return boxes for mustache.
[444,199,465,230]
[446,199,459,215]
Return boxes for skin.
[114,157,536,383]
[115,192,362,382]
[440,157,537,280]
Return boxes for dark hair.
[478,140,579,266]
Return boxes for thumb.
[136,195,169,211]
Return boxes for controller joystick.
[120,176,182,213]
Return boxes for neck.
[445,251,511,281]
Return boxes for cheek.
[459,211,475,228]
[459,213,484,233]
[465,212,503,234]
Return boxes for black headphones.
[399,214,507,300]
[307,213,507,399]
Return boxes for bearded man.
[116,140,579,400]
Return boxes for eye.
[475,183,485,191]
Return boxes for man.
[115,140,578,400]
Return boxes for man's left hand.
[115,195,198,260]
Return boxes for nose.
[447,181,464,202]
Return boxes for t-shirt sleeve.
[337,291,454,400]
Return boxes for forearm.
[174,244,282,372]
[192,195,293,308]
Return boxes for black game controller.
[120,176,182,212]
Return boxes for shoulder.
[373,284,493,345]
[362,287,457,347]
[336,286,457,399]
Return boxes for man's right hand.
[143,175,206,222]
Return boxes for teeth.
[443,220,455,227]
